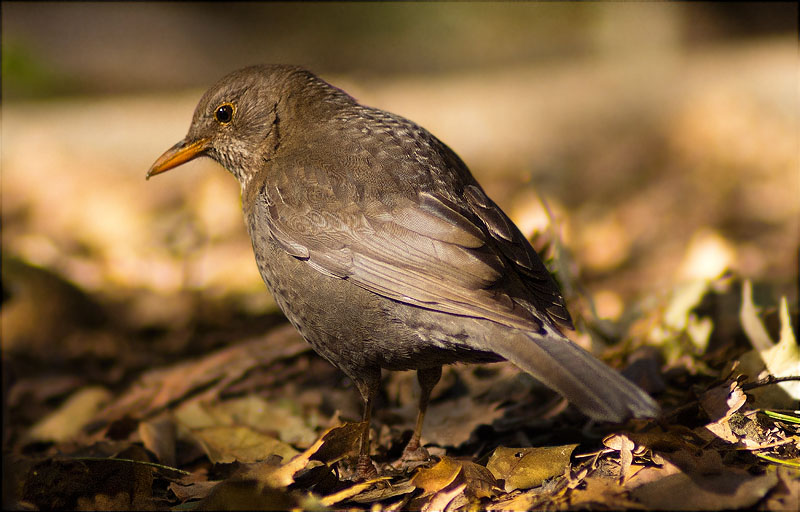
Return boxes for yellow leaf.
[740,280,774,351]
[27,386,111,442]
[189,425,299,464]
[762,297,800,400]
[411,456,463,497]
[486,445,577,492]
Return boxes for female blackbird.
[148,65,659,476]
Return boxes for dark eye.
[215,103,234,124]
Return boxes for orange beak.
[146,138,210,179]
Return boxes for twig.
[69,456,191,475]
[741,375,800,391]
[734,436,800,451]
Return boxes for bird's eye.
[215,103,235,124]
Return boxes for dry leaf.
[138,415,176,466]
[604,434,636,481]
[704,420,739,444]
[486,444,577,491]
[169,480,220,502]
[94,326,307,424]
[408,457,498,509]
[411,456,463,497]
[347,479,417,504]
[738,282,800,407]
[628,454,682,488]
[740,280,774,351]
[664,279,711,333]
[459,460,501,499]
[195,479,296,511]
[569,475,642,509]
[486,491,538,512]
[700,381,747,422]
[262,422,364,487]
[307,421,365,464]
[23,456,155,511]
[700,380,748,443]
[188,425,299,464]
[27,386,111,443]
[631,469,778,511]
[762,297,800,399]
[320,480,381,507]
[763,467,800,510]
[422,483,467,512]
[211,396,319,448]
[419,396,505,447]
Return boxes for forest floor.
[2,38,798,510]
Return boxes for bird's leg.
[356,396,379,479]
[355,372,380,480]
[401,366,442,461]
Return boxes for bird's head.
[147,65,345,186]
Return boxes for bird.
[147,65,659,477]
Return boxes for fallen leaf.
[569,475,642,509]
[411,456,463,497]
[189,425,299,464]
[407,457,498,509]
[486,490,538,512]
[307,421,365,464]
[763,466,800,510]
[320,479,381,507]
[27,386,111,442]
[630,469,778,510]
[211,395,319,448]
[738,284,800,408]
[422,483,467,512]
[23,456,155,511]
[740,280,774,351]
[665,445,724,476]
[628,454,682,488]
[76,491,136,511]
[700,380,747,422]
[93,326,308,424]
[761,297,800,400]
[169,480,220,502]
[195,479,296,511]
[700,380,748,444]
[348,479,417,504]
[704,419,739,444]
[486,444,578,491]
[664,279,711,333]
[459,460,501,499]
[138,414,176,466]
[261,422,364,487]
[417,396,505,448]
[603,434,636,481]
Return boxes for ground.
[2,32,798,511]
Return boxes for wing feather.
[251,114,572,331]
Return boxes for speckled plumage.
[148,65,659,473]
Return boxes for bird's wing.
[250,149,571,332]
[458,181,573,328]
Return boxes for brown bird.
[148,65,659,477]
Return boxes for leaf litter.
[7,267,798,511]
[4,43,799,509]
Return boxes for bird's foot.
[399,443,430,463]
[389,439,432,473]
[356,454,379,480]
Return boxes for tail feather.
[494,331,660,422]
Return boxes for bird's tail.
[493,331,660,422]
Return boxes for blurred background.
[2,2,797,380]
